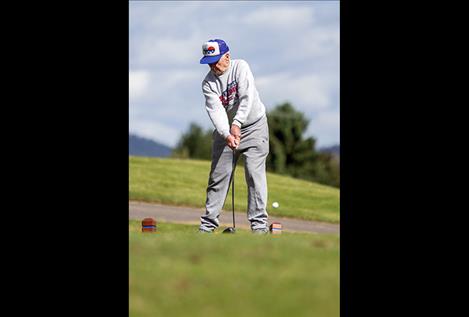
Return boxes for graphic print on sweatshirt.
[219,80,238,108]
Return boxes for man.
[198,39,270,234]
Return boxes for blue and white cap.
[200,39,229,64]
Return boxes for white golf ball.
[272,202,279,208]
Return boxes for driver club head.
[222,227,236,234]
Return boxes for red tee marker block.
[269,222,282,234]
[141,218,157,233]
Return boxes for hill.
[129,156,340,223]
[319,144,340,157]
[129,133,172,157]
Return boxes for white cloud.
[241,6,314,29]
[130,68,202,104]
[228,5,339,63]
[129,70,150,99]
[129,2,208,68]
[133,36,202,67]
[129,68,209,147]
[308,110,340,147]
[129,120,182,148]
[160,69,202,87]
[129,1,203,30]
[296,27,339,58]
[256,73,333,111]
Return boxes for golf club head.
[223,227,236,234]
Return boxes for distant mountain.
[319,144,340,157]
[129,134,172,157]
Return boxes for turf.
[129,221,339,317]
[129,156,339,223]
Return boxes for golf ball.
[272,202,279,208]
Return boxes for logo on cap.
[204,46,215,54]
[202,42,220,56]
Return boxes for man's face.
[209,53,230,76]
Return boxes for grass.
[129,156,340,223]
[129,220,339,317]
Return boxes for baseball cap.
[200,39,229,64]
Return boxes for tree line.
[172,102,339,188]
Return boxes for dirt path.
[129,201,339,235]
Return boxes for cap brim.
[200,55,222,64]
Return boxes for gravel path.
[129,201,339,235]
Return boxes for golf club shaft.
[232,149,236,228]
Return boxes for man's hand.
[230,124,241,141]
[225,134,239,150]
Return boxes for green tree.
[266,102,339,188]
[313,152,340,187]
[172,123,212,160]
[267,102,317,176]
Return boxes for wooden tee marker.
[141,218,157,232]
[269,222,282,234]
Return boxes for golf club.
[223,149,236,234]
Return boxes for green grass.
[129,221,339,317]
[129,156,340,223]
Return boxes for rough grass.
[129,221,339,317]
[129,156,339,223]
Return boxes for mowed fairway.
[129,156,339,223]
[129,221,339,317]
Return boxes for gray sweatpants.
[199,115,269,232]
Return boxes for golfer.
[198,39,270,234]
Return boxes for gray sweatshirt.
[202,59,266,139]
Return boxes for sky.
[129,0,339,148]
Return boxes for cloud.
[129,1,203,31]
[129,2,209,68]
[129,70,150,99]
[129,119,182,148]
[294,27,339,59]
[129,68,209,146]
[228,5,339,66]
[240,6,314,29]
[256,73,334,111]
[132,36,203,68]
[308,110,340,147]
[130,69,202,104]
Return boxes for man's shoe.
[198,229,213,233]
[252,228,269,234]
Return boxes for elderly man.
[198,39,270,234]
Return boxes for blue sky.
[129,1,339,148]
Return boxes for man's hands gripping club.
[226,124,241,150]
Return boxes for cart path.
[129,201,339,235]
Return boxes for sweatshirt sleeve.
[232,60,255,128]
[202,81,231,139]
